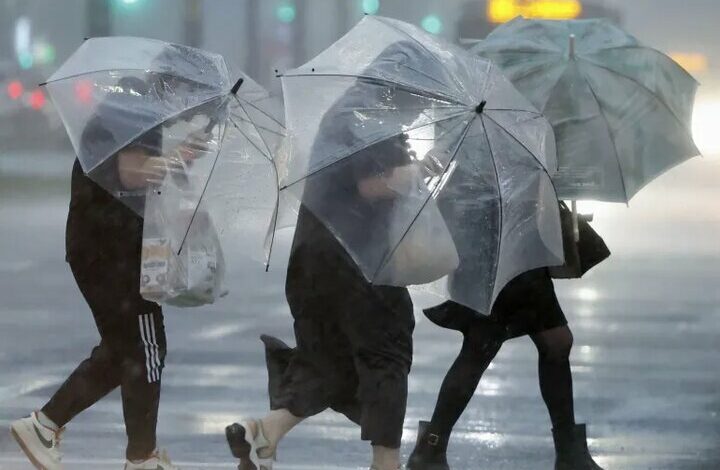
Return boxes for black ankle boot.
[552,424,604,470]
[407,421,450,470]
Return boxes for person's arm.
[117,149,174,190]
[357,165,417,200]
[116,130,212,190]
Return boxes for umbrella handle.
[572,200,580,242]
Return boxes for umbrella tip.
[231,78,244,95]
[475,101,487,114]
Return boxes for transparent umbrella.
[278,16,563,312]
[42,37,284,258]
[473,17,701,204]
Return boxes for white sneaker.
[124,449,179,470]
[10,411,64,470]
[225,420,274,470]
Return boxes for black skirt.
[266,208,415,448]
[490,267,568,338]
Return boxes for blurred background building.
[0,0,718,154]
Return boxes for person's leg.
[40,343,122,427]
[408,318,506,469]
[429,321,506,435]
[11,260,127,470]
[339,286,414,470]
[40,261,125,427]
[530,325,575,429]
[531,325,603,470]
[121,306,166,462]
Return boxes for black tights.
[429,323,576,437]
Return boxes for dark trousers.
[271,222,415,448]
[42,255,166,461]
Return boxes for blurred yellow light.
[488,0,583,23]
[669,52,709,74]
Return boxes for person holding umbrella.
[225,74,418,470]
[10,75,197,470]
[9,39,231,470]
[227,14,567,469]
[407,210,609,470]
[409,16,700,470]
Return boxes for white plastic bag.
[140,173,227,307]
[380,165,460,286]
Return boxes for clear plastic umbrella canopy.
[43,37,284,258]
[473,17,700,203]
[279,15,563,313]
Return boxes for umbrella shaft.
[572,200,580,242]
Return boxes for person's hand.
[357,165,420,200]
[143,156,185,185]
[357,175,393,200]
[174,130,214,162]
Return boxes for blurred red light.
[7,80,24,100]
[74,79,93,104]
[29,89,46,110]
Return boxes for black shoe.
[407,421,450,470]
[423,301,482,334]
[552,424,604,470]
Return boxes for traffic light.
[116,0,142,7]
[275,1,296,23]
[112,0,146,14]
[18,52,33,70]
[421,14,443,35]
[6,80,24,100]
[29,89,46,110]
[362,0,380,15]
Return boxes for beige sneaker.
[10,411,64,470]
[124,449,179,470]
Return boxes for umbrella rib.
[580,59,698,136]
[576,68,629,202]
[372,16,467,97]
[227,114,286,138]
[370,116,476,283]
[484,112,559,178]
[228,111,282,271]
[478,115,504,303]
[233,95,281,162]
[280,109,471,190]
[177,118,232,255]
[42,68,223,89]
[237,96,286,130]
[582,45,699,83]
[282,73,466,107]
[227,114,274,164]
[84,94,227,174]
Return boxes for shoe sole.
[10,425,51,470]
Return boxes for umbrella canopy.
[473,17,700,203]
[44,37,284,256]
[279,16,563,312]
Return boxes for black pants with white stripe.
[42,255,166,461]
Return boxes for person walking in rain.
[10,73,210,470]
[224,46,428,469]
[407,204,610,470]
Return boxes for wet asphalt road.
[0,155,718,469]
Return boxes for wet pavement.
[0,154,719,469]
